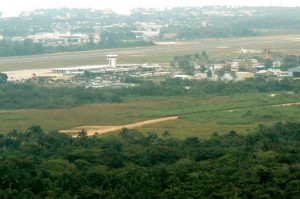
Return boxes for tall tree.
[0,73,8,83]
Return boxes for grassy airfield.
[0,92,299,138]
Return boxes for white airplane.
[240,47,248,54]
[238,47,263,54]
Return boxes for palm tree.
[78,129,88,138]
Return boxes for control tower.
[106,55,118,67]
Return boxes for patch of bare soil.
[60,116,179,137]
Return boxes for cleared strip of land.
[60,116,179,137]
[224,101,300,112]
[272,102,300,107]
[59,100,300,137]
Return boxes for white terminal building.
[51,55,140,75]
[4,54,170,82]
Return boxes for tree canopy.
[1,78,300,109]
[0,122,299,198]
[0,73,8,84]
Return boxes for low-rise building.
[231,62,239,72]
[256,69,292,78]
[132,29,160,40]
[268,69,292,78]
[289,66,300,78]
[221,72,234,81]
[255,70,271,76]
[250,59,258,64]
[194,73,208,79]
[213,64,225,71]
[27,32,90,46]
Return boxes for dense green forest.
[0,83,122,109]
[0,78,300,109]
[0,122,299,198]
[122,78,300,97]
[162,24,258,40]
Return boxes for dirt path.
[272,102,300,107]
[224,102,300,112]
[60,116,179,137]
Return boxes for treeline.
[0,39,154,57]
[170,52,210,75]
[163,25,258,40]
[0,122,299,198]
[121,78,300,97]
[282,55,300,70]
[0,84,121,109]
[0,40,44,56]
[1,78,300,109]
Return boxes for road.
[0,43,209,65]
[60,116,179,137]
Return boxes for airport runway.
[1,34,299,71]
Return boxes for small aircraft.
[240,47,248,54]
[238,47,263,54]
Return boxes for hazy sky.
[1,0,300,17]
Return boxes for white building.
[221,73,234,81]
[52,65,108,75]
[255,69,292,77]
[273,61,281,68]
[106,55,118,67]
[133,29,160,39]
[231,62,239,72]
[26,32,90,46]
[269,69,292,77]
[213,64,224,71]
[250,59,258,64]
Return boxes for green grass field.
[0,92,299,138]
[1,34,300,71]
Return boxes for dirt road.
[272,102,300,107]
[60,116,179,137]
[224,101,300,112]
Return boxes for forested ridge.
[0,123,299,198]
[2,7,300,57]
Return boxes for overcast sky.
[1,0,300,17]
